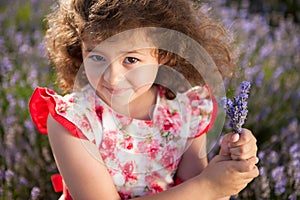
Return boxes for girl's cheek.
[126,64,159,87]
[84,69,104,89]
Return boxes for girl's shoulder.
[180,85,217,138]
[183,85,213,103]
[29,85,100,142]
[156,85,217,138]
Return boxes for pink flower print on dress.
[123,136,134,150]
[101,134,117,150]
[156,105,182,139]
[147,139,161,160]
[150,183,164,194]
[118,190,132,200]
[137,120,153,129]
[95,105,104,121]
[187,91,201,102]
[195,120,209,136]
[187,92,203,116]
[56,99,69,113]
[144,172,163,194]
[187,87,212,116]
[190,103,201,116]
[67,96,74,103]
[197,99,213,114]
[122,161,137,182]
[160,146,178,170]
[145,172,159,185]
[137,139,160,160]
[100,131,117,160]
[79,116,91,132]
[137,140,147,153]
[116,114,133,126]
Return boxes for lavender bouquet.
[223,81,251,134]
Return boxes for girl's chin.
[96,85,152,106]
[99,90,135,106]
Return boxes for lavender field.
[1,0,299,199]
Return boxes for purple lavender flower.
[4,169,14,180]
[30,187,41,199]
[271,166,287,195]
[223,81,251,134]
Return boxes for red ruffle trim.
[51,174,73,200]
[29,87,86,138]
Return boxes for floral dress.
[29,84,217,199]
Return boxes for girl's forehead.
[83,29,156,52]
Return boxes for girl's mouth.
[104,86,130,95]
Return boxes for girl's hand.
[200,155,259,198]
[219,129,258,161]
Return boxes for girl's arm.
[47,115,120,199]
[175,134,208,181]
[175,134,229,200]
[47,115,258,200]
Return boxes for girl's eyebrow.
[86,48,148,56]
[119,50,148,56]
[84,47,102,53]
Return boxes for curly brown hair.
[45,0,236,95]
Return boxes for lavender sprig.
[223,81,251,134]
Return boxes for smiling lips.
[104,86,130,95]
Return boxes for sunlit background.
[1,0,299,199]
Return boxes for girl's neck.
[130,85,158,120]
[111,86,158,121]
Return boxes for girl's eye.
[88,55,106,62]
[124,57,139,64]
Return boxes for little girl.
[29,0,259,199]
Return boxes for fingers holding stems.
[202,154,259,198]
[230,129,258,161]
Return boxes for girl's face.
[82,31,160,113]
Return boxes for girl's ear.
[155,49,168,65]
[158,54,169,65]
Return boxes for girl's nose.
[103,61,125,86]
